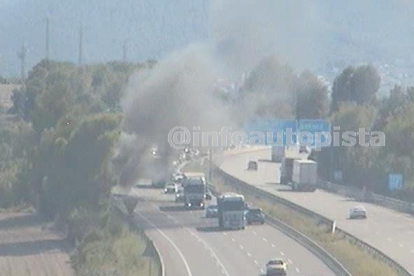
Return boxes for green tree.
[331,65,380,112]
[37,113,121,217]
[316,103,378,185]
[295,70,328,119]
[378,103,414,190]
[237,56,297,120]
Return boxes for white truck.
[271,146,286,162]
[291,159,318,192]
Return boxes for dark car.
[205,190,212,201]
[247,161,258,171]
[206,205,218,218]
[245,208,265,224]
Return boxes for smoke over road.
[114,45,232,186]
[113,0,312,186]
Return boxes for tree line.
[232,56,414,200]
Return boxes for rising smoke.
[113,0,313,186]
[114,45,232,185]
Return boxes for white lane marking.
[288,259,293,265]
[387,237,393,242]
[247,252,252,257]
[231,238,236,242]
[239,245,244,250]
[154,204,231,276]
[254,260,259,265]
[399,243,404,248]
[135,211,193,276]
[223,233,228,236]
[262,237,268,242]
[410,249,414,253]
[295,267,300,273]
[260,269,265,274]
[271,244,276,248]
[252,231,258,236]
[280,251,285,256]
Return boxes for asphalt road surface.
[130,183,335,276]
[0,211,74,276]
[219,147,414,274]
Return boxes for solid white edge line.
[155,205,231,276]
[135,210,193,276]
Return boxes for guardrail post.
[331,221,337,234]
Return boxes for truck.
[217,193,246,230]
[183,172,206,183]
[291,159,318,192]
[280,157,300,184]
[271,146,286,162]
[183,178,206,209]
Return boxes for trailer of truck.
[280,157,300,184]
[291,159,318,192]
[271,146,286,162]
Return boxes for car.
[245,208,265,225]
[266,258,287,276]
[349,206,367,219]
[247,160,258,171]
[164,182,177,194]
[172,173,185,184]
[299,145,310,154]
[175,188,184,202]
[205,205,218,218]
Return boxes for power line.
[122,42,128,62]
[44,17,50,60]
[78,24,84,66]
[17,44,28,84]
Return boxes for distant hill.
[0,0,208,76]
[1,0,414,88]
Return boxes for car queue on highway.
[149,147,302,276]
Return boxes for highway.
[130,183,335,276]
[219,147,414,274]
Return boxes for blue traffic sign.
[298,119,331,148]
[245,119,297,146]
[388,174,403,191]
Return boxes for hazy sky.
[1,0,414,81]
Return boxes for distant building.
[0,84,20,110]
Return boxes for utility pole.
[208,148,213,182]
[17,44,28,84]
[122,42,128,62]
[78,24,84,67]
[44,17,50,60]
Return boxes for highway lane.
[219,147,414,274]
[130,184,335,276]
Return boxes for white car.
[175,188,184,202]
[266,258,287,276]
[349,206,367,219]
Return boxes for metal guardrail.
[318,180,414,215]
[111,195,165,276]
[213,165,413,276]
